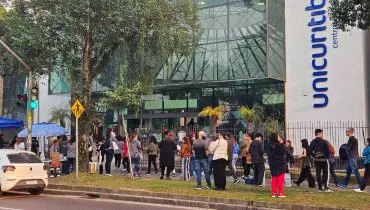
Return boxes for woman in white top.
[210,132,228,191]
[14,137,26,151]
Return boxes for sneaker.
[155,172,159,175]
[195,186,202,190]
[278,194,286,198]
[206,185,211,189]
[354,188,364,193]
[172,173,176,177]
[271,194,277,198]
[145,173,151,176]
[160,176,164,180]
[257,185,264,187]
[324,188,333,193]
[241,175,245,180]
[105,174,112,177]
[317,188,323,192]
[123,169,127,172]
[233,179,241,184]
[337,184,347,189]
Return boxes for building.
[1,0,370,152]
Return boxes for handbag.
[112,141,119,150]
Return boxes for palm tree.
[49,108,71,128]
[239,104,265,123]
[199,105,223,136]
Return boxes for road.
[0,192,209,210]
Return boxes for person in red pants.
[268,133,287,198]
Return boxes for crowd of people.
[2,126,370,197]
[98,127,370,197]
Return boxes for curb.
[46,184,346,210]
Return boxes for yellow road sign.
[71,100,85,119]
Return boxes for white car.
[0,149,48,195]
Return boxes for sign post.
[71,99,85,179]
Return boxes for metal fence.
[286,121,369,157]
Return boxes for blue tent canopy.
[17,122,68,137]
[0,117,24,129]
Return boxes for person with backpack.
[355,138,370,192]
[294,139,315,188]
[326,140,338,186]
[338,128,363,188]
[309,129,332,192]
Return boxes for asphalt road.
[0,192,209,210]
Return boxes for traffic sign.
[71,100,85,119]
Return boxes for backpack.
[313,143,325,159]
[339,144,349,161]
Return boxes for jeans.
[189,155,195,177]
[105,150,114,174]
[329,161,338,185]
[67,158,75,174]
[147,155,158,174]
[131,157,141,176]
[231,154,238,173]
[360,163,370,191]
[341,158,363,186]
[114,154,122,169]
[195,159,211,188]
[271,173,285,195]
[253,162,265,185]
[314,160,329,190]
[208,156,213,176]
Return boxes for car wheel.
[28,188,44,195]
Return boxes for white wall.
[36,75,71,128]
[285,0,368,155]
[285,0,367,123]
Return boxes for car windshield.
[7,153,42,164]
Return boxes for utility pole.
[0,40,33,150]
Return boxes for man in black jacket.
[249,133,265,186]
[338,128,363,189]
[310,129,332,192]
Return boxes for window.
[7,153,42,164]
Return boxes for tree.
[239,104,264,123]
[1,0,200,172]
[49,108,71,128]
[329,0,370,31]
[199,106,223,136]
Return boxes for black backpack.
[313,143,325,159]
[339,144,349,161]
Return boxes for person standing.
[338,128,363,189]
[285,140,294,173]
[189,132,196,178]
[226,133,240,184]
[104,129,115,176]
[121,136,130,173]
[210,132,228,191]
[88,133,94,162]
[66,136,76,174]
[249,133,265,186]
[130,133,142,177]
[355,138,370,192]
[114,135,124,170]
[146,136,159,175]
[310,129,332,192]
[240,134,253,179]
[326,140,338,186]
[14,137,25,151]
[158,131,177,180]
[180,136,191,181]
[193,131,211,189]
[268,133,287,198]
[294,139,315,188]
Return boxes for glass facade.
[47,0,286,126]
